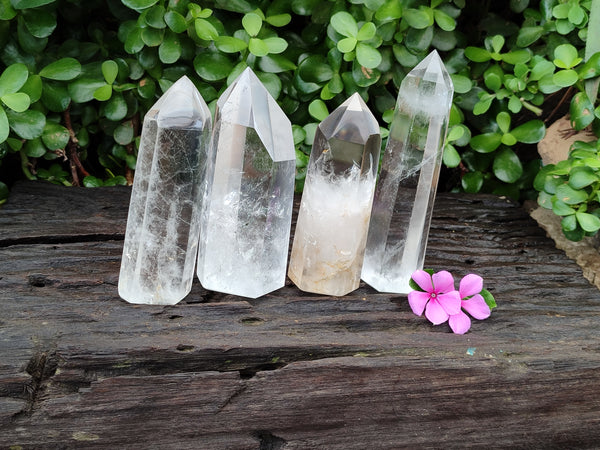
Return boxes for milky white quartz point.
[288,93,381,296]
[362,50,454,294]
[196,67,295,298]
[118,76,212,305]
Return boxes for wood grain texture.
[1,181,600,448]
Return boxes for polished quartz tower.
[362,50,454,294]
[289,93,381,296]
[197,67,295,298]
[119,76,212,305]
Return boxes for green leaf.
[403,8,433,29]
[39,58,81,81]
[41,121,69,150]
[501,49,531,65]
[443,143,461,168]
[145,4,166,28]
[1,92,30,112]
[462,171,484,193]
[357,22,376,41]
[338,37,358,53]
[470,132,502,153]
[578,53,600,80]
[517,26,544,47]
[569,166,598,189]
[553,69,579,87]
[464,46,491,62]
[493,147,523,183]
[215,36,247,53]
[194,18,218,40]
[242,12,262,36]
[164,10,187,33]
[83,176,104,188]
[40,81,69,112]
[511,119,545,143]
[308,99,329,121]
[0,0,16,20]
[23,137,45,157]
[298,55,333,83]
[6,109,45,140]
[141,27,163,47]
[101,60,119,85]
[480,289,497,309]
[256,72,282,99]
[490,35,505,53]
[159,31,181,63]
[266,13,291,27]
[450,74,472,94]
[433,9,456,31]
[258,54,296,73]
[530,59,556,81]
[331,11,358,37]
[561,213,577,232]
[114,121,134,145]
[554,43,581,69]
[93,84,112,101]
[0,106,8,143]
[263,37,287,55]
[552,198,576,216]
[0,63,28,97]
[570,92,595,130]
[194,52,233,81]
[483,65,503,91]
[124,27,144,54]
[496,111,511,133]
[501,133,517,146]
[576,212,600,232]
[249,38,269,57]
[121,0,158,9]
[375,0,402,20]
[11,0,55,8]
[555,183,589,205]
[21,8,56,38]
[356,43,382,69]
[105,93,128,121]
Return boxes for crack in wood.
[13,350,59,420]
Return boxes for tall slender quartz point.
[362,50,454,294]
[289,93,381,296]
[118,76,212,305]
[197,68,295,298]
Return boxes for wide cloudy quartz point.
[288,93,381,296]
[197,67,295,299]
[118,76,212,305]
[362,50,454,294]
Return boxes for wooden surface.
[1,181,600,448]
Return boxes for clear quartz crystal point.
[118,76,212,305]
[196,67,296,298]
[288,93,381,296]
[362,50,454,294]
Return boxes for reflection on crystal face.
[197,67,295,299]
[289,93,381,296]
[119,76,212,305]
[362,50,454,294]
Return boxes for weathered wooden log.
[1,181,599,448]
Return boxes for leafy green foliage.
[0,0,598,205]
[535,140,600,241]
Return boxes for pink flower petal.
[449,311,471,334]
[408,291,430,316]
[459,274,483,298]
[411,270,433,292]
[461,294,491,320]
[438,290,462,315]
[432,270,455,293]
[425,299,449,325]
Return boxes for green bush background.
[0,0,598,205]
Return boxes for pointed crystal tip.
[408,50,453,89]
[217,67,294,162]
[155,75,211,128]
[319,92,379,145]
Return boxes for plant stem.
[19,150,36,180]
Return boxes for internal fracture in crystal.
[362,50,454,294]
[197,68,295,299]
[119,76,212,305]
[289,93,381,296]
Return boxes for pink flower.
[408,270,461,325]
[448,274,492,334]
